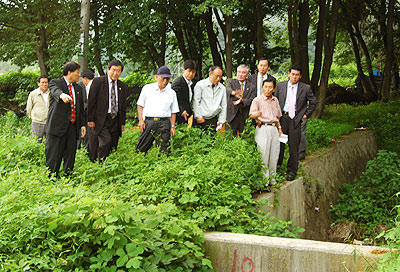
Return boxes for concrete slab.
[204,232,385,272]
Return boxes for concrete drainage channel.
[204,130,387,271]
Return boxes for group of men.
[136,58,316,182]
[27,60,128,176]
[26,57,316,182]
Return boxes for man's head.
[257,57,270,76]
[63,61,81,83]
[37,75,49,93]
[262,78,275,97]
[155,65,172,90]
[236,64,249,82]
[107,59,123,81]
[81,68,95,86]
[288,64,302,85]
[208,66,223,85]
[182,59,196,81]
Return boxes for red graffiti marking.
[232,249,255,272]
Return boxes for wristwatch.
[171,125,175,128]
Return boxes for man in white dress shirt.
[248,57,276,97]
[136,66,179,153]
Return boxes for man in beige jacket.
[26,76,49,142]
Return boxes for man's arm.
[170,113,176,136]
[26,92,33,118]
[304,85,317,118]
[137,105,145,133]
[241,82,257,107]
[218,86,227,124]
[49,79,71,104]
[192,82,203,119]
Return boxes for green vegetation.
[330,150,400,238]
[0,113,303,271]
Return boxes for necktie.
[289,85,295,119]
[240,82,244,96]
[111,81,117,119]
[68,84,76,123]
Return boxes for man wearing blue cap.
[136,65,179,153]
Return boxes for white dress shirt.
[183,75,193,102]
[137,82,179,118]
[107,76,119,113]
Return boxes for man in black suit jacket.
[171,59,196,124]
[248,57,276,97]
[275,64,317,180]
[77,68,95,149]
[87,59,127,161]
[45,61,86,176]
[226,64,257,135]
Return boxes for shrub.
[330,150,400,239]
[0,71,39,113]
[0,113,303,271]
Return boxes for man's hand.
[88,121,95,130]
[170,127,175,136]
[121,125,126,132]
[181,110,189,121]
[196,117,205,124]
[257,111,262,117]
[302,114,307,119]
[278,127,283,135]
[233,98,242,106]
[81,126,86,138]
[139,120,146,132]
[60,93,72,104]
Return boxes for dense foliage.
[322,99,400,153]
[330,150,400,238]
[0,113,303,271]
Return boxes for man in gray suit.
[275,64,316,181]
[226,64,256,136]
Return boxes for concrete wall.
[254,130,378,240]
[204,232,385,272]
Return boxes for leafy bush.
[322,100,400,153]
[121,72,154,88]
[0,70,39,112]
[330,150,400,239]
[0,112,303,271]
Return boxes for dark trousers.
[278,114,301,176]
[195,116,218,131]
[97,114,120,160]
[45,122,77,175]
[87,124,99,162]
[136,118,171,153]
[228,111,245,136]
[299,118,308,158]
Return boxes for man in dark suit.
[275,64,317,180]
[77,68,95,149]
[171,59,196,124]
[45,61,86,176]
[226,64,257,136]
[87,59,128,161]
[248,57,276,97]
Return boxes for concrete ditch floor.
[204,232,387,272]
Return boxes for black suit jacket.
[77,81,88,111]
[46,77,85,139]
[171,75,192,116]
[87,75,128,135]
[274,81,317,127]
[248,73,276,94]
[225,78,257,123]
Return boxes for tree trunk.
[78,0,90,71]
[312,0,340,119]
[36,14,49,76]
[347,24,369,96]
[203,8,223,67]
[92,0,105,76]
[224,14,233,78]
[381,0,395,100]
[255,0,263,59]
[298,0,310,83]
[311,0,327,92]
